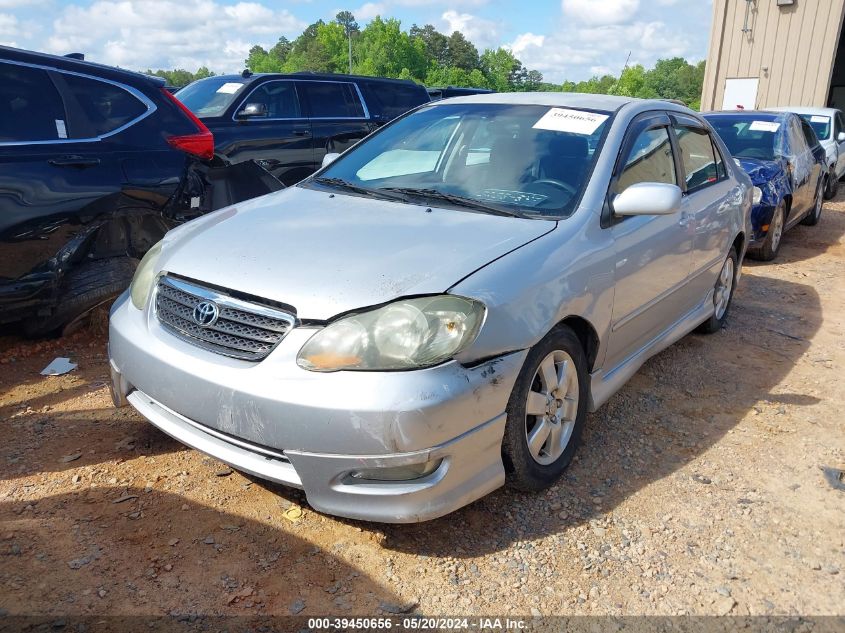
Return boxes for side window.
[712,138,727,180]
[674,125,719,191]
[616,126,677,194]
[800,120,818,148]
[836,112,845,139]
[241,81,301,119]
[0,62,67,142]
[300,82,365,118]
[60,73,147,137]
[787,119,807,154]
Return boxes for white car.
[771,106,845,199]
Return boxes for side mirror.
[613,182,682,217]
[237,103,267,118]
[838,132,845,143]
[322,152,340,168]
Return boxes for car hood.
[736,157,785,186]
[160,185,555,320]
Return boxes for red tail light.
[161,88,215,161]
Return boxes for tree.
[410,24,449,67]
[446,31,479,71]
[335,11,359,73]
[354,17,427,80]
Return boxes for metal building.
[701,0,845,111]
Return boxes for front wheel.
[502,325,588,492]
[748,201,784,261]
[697,247,738,334]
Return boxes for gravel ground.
[1,194,844,622]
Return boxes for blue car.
[704,111,826,261]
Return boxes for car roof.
[0,44,165,87]
[212,72,423,88]
[702,110,792,122]
[429,91,637,111]
[768,106,841,117]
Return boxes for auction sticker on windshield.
[749,120,780,133]
[533,108,609,135]
[216,82,244,94]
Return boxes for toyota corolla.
[109,93,751,522]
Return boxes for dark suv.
[175,72,430,186]
[0,46,280,336]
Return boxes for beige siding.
[701,0,845,110]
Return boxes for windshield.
[706,115,781,161]
[311,103,611,218]
[798,114,831,140]
[175,77,247,118]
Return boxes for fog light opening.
[349,459,443,482]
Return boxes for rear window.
[0,62,67,143]
[299,81,365,118]
[60,74,147,137]
[176,77,247,117]
[364,82,428,120]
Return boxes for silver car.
[109,93,752,523]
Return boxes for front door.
[604,115,694,372]
[212,79,315,186]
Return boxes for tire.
[801,179,824,226]
[24,257,137,338]
[697,246,738,334]
[824,168,838,200]
[502,325,589,492]
[748,201,785,261]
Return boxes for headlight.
[752,186,763,205]
[129,241,163,309]
[297,295,485,371]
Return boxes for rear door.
[670,115,736,300]
[213,79,314,186]
[0,61,126,289]
[784,117,813,214]
[297,80,372,167]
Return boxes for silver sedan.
[109,93,752,522]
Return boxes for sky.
[0,0,714,83]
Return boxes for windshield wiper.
[312,177,406,202]
[379,187,525,218]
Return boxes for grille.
[155,276,295,361]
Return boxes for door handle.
[48,156,101,168]
[293,130,311,137]
[678,212,691,227]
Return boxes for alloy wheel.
[524,350,579,465]
[714,256,734,320]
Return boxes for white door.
[722,78,759,110]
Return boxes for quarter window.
[0,62,67,142]
[60,73,147,138]
[617,126,677,194]
[299,82,365,118]
[241,81,301,119]
[674,126,719,191]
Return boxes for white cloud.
[440,9,499,50]
[0,12,16,37]
[353,2,385,21]
[511,19,690,83]
[44,0,306,72]
[562,0,640,26]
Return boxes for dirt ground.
[1,193,844,624]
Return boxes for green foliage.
[155,10,705,106]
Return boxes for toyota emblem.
[192,300,219,327]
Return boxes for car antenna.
[65,52,85,60]
[242,69,253,78]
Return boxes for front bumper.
[109,291,526,522]
[749,202,777,247]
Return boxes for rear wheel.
[24,257,136,338]
[697,247,737,334]
[824,167,838,199]
[502,325,588,492]
[801,179,824,226]
[748,201,784,261]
